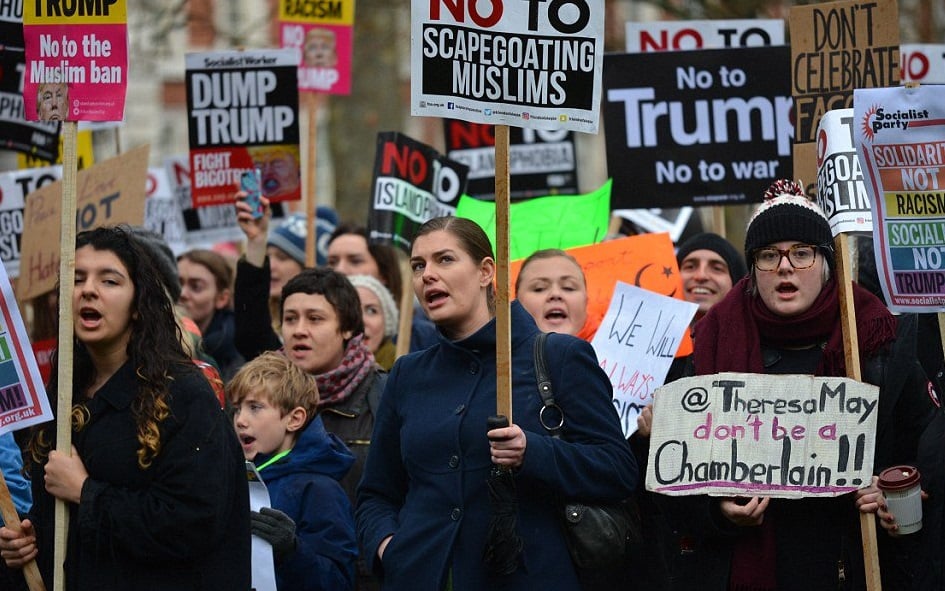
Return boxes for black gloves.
[252,507,297,563]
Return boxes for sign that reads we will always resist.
[412,0,605,133]
[646,373,879,498]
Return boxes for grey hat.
[347,274,399,338]
[128,226,181,301]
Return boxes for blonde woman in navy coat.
[356,217,637,590]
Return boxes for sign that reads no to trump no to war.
[646,373,879,498]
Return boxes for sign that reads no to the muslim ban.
[22,0,128,121]
[646,373,879,498]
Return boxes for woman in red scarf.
[664,180,940,591]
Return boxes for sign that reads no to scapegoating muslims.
[411,0,605,133]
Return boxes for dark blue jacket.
[202,307,245,382]
[257,415,358,591]
[356,302,637,591]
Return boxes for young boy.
[229,352,357,591]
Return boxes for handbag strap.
[533,333,565,438]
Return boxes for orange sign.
[511,232,692,356]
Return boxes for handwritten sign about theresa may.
[646,373,878,498]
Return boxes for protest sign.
[900,44,945,84]
[854,84,945,312]
[247,462,278,591]
[18,144,149,300]
[1,0,23,47]
[603,46,791,209]
[0,46,60,160]
[509,232,692,354]
[646,373,879,498]
[411,0,605,133]
[458,180,610,261]
[789,0,899,193]
[789,0,899,145]
[590,282,697,437]
[144,166,188,255]
[17,126,94,170]
[816,109,871,235]
[279,0,354,94]
[22,0,128,121]
[443,120,578,199]
[368,132,469,253]
[186,49,300,208]
[0,262,52,435]
[0,165,63,278]
[626,19,784,52]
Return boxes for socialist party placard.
[603,46,792,209]
[369,132,469,253]
[186,49,300,208]
[854,84,945,312]
[412,0,605,133]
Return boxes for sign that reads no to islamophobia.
[412,0,605,133]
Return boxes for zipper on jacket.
[837,560,846,587]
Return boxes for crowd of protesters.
[0,178,943,591]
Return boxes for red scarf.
[695,277,897,377]
[693,276,896,591]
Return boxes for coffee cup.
[877,465,923,535]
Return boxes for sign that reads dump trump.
[646,373,878,498]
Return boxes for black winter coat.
[31,361,251,591]
[647,314,939,591]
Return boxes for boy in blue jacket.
[229,352,357,591]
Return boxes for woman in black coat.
[0,226,250,591]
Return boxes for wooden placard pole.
[834,233,881,590]
[494,125,512,422]
[53,121,79,591]
[395,256,414,359]
[304,92,323,269]
[712,206,726,239]
[0,467,45,590]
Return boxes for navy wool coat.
[357,302,637,591]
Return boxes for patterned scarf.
[315,334,375,408]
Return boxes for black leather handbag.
[533,332,639,571]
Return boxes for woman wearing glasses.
[657,180,941,590]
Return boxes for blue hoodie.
[257,415,357,591]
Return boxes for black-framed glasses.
[752,244,820,271]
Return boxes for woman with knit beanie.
[653,180,941,590]
[347,275,399,370]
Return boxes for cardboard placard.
[646,373,878,498]
[18,144,149,300]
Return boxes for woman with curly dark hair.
[0,226,250,591]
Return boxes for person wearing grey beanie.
[347,274,399,370]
